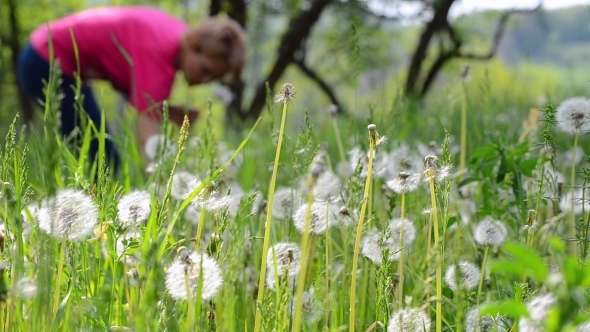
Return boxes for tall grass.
[2,66,590,332]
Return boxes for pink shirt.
[31,7,188,115]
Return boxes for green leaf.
[479,300,530,318]
[502,242,549,281]
[519,157,538,177]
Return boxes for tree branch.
[457,3,542,60]
[243,0,334,119]
[292,58,345,115]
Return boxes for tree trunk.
[404,0,456,98]
[243,0,333,119]
[7,0,35,124]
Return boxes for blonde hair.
[191,17,246,84]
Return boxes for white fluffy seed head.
[117,190,151,224]
[444,261,481,291]
[474,217,508,246]
[361,228,383,266]
[386,172,421,194]
[171,171,199,200]
[518,293,557,332]
[271,187,302,220]
[465,306,510,332]
[292,202,339,235]
[288,287,322,324]
[559,189,590,215]
[266,242,301,290]
[38,189,98,241]
[165,252,223,301]
[555,97,590,134]
[387,307,431,332]
[312,170,341,200]
[144,134,177,161]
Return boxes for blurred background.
[1,0,589,136]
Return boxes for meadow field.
[1,33,590,332]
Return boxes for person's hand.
[169,105,199,126]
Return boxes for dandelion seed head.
[288,287,322,324]
[387,172,421,194]
[311,170,341,200]
[171,171,199,200]
[518,293,557,332]
[271,187,302,220]
[559,189,590,215]
[266,242,301,290]
[555,97,590,134]
[387,307,431,332]
[144,134,177,161]
[444,261,481,291]
[165,251,223,301]
[465,306,510,332]
[117,190,151,224]
[292,202,339,235]
[328,104,338,116]
[388,218,417,246]
[274,83,296,104]
[361,229,383,266]
[14,277,37,300]
[386,143,422,177]
[474,217,508,246]
[576,321,590,332]
[38,189,98,241]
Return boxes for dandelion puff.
[144,134,177,161]
[171,171,199,200]
[384,218,417,260]
[518,293,557,332]
[117,190,151,224]
[312,170,341,200]
[474,217,508,246]
[423,155,452,183]
[387,172,421,194]
[292,201,339,235]
[336,206,358,228]
[274,83,296,104]
[271,187,302,220]
[444,261,481,291]
[361,228,383,266]
[165,251,223,301]
[38,189,98,241]
[465,306,510,332]
[559,189,590,215]
[387,143,422,177]
[289,287,322,324]
[555,97,590,134]
[387,307,431,332]
[576,321,590,332]
[14,277,37,300]
[266,242,301,290]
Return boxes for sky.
[454,0,589,13]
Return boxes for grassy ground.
[1,59,590,332]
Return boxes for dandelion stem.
[332,118,346,163]
[570,130,579,256]
[293,190,315,332]
[398,193,406,310]
[459,81,468,173]
[254,94,290,332]
[195,209,207,253]
[52,238,67,315]
[476,245,489,306]
[349,126,376,332]
[429,178,443,332]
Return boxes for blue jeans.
[17,43,120,174]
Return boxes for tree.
[403,0,541,99]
